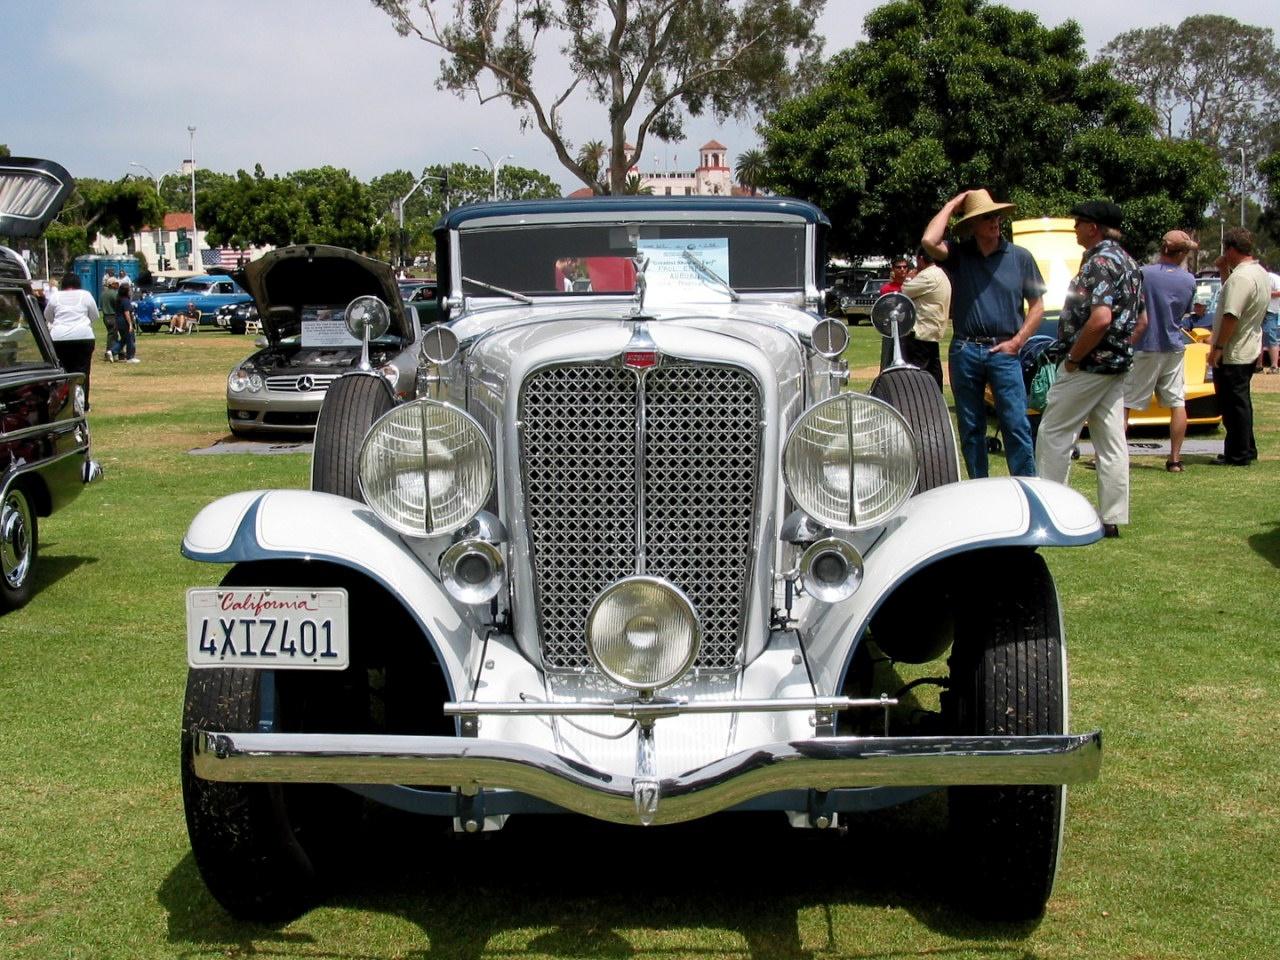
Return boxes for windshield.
[457,220,808,298]
[177,281,211,293]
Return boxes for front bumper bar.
[193,729,1102,826]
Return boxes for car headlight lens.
[585,576,701,691]
[228,369,248,393]
[783,393,918,530]
[247,374,263,393]
[358,398,493,536]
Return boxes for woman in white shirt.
[42,273,100,410]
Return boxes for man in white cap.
[923,189,1046,478]
[1124,230,1198,472]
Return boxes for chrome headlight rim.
[357,397,495,538]
[585,575,702,692]
[781,392,920,532]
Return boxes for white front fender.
[182,490,478,699]
[801,477,1101,695]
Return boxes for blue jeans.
[948,339,1036,478]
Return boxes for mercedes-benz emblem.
[296,376,314,392]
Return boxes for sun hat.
[953,189,1016,234]
[1069,200,1124,231]
[1161,230,1198,252]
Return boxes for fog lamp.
[441,538,506,604]
[799,537,864,603]
[585,576,701,691]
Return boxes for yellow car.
[1008,219,1221,428]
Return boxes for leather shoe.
[1102,524,1120,538]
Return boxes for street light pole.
[188,125,198,269]
[130,161,164,270]
[397,172,444,269]
[1239,141,1251,228]
[472,147,514,201]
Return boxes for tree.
[1100,16,1280,152]
[370,0,825,194]
[760,0,1226,257]
[79,179,166,248]
[1260,151,1280,241]
[197,166,384,253]
[735,148,767,195]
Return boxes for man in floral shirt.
[1035,201,1145,538]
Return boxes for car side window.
[216,282,233,294]
[0,291,51,370]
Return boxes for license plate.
[186,588,349,670]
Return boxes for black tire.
[181,666,321,921]
[311,374,395,501]
[869,366,960,492]
[181,562,368,920]
[1,486,37,611]
[946,549,1065,920]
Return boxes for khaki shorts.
[1124,351,1185,410]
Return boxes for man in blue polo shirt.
[923,189,1046,478]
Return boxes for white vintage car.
[181,198,1102,921]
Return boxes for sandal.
[1165,460,1184,473]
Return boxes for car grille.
[519,361,761,672]
[264,373,341,394]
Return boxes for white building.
[642,140,737,197]
[569,139,746,198]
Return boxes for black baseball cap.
[1069,200,1124,230]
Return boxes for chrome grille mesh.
[264,373,340,394]
[519,362,760,671]
[644,366,760,668]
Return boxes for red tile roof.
[700,140,727,151]
[141,212,194,231]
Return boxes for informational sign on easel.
[636,237,731,304]
[301,306,361,347]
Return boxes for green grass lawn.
[1,325,1277,959]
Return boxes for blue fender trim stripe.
[181,492,460,701]
[833,479,1099,692]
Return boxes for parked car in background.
[215,300,259,335]
[224,245,424,436]
[182,197,1102,922]
[0,157,103,610]
[837,276,889,324]
[141,274,252,331]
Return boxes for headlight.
[228,369,262,393]
[782,393,918,530]
[358,398,493,536]
[585,576,701,691]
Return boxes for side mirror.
[254,335,269,348]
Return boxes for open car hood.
[242,244,413,342]
[0,158,75,238]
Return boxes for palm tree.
[620,174,654,196]
[576,140,609,192]
[735,149,768,196]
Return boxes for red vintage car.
[1,158,103,610]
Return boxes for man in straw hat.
[923,189,1046,478]
[1123,229,1199,473]
[1036,201,1144,537]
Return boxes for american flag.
[201,247,249,269]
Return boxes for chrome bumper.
[193,729,1102,826]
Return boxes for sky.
[3,1,1270,193]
